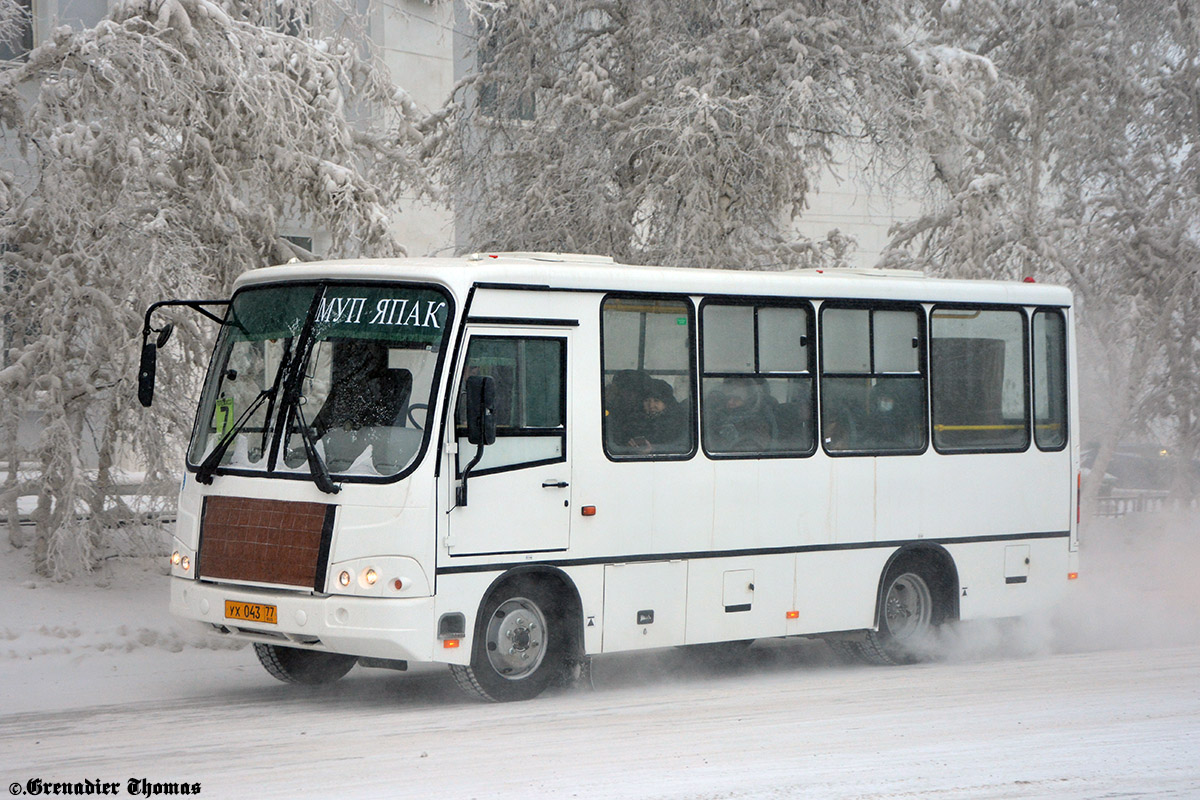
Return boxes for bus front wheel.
[451,580,566,702]
[254,643,357,685]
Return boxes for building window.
[0,0,33,62]
[475,14,536,120]
[283,235,314,256]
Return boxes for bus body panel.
[163,254,1079,681]
[169,579,438,662]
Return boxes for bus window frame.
[452,334,569,479]
[599,292,699,463]
[928,302,1032,456]
[698,295,818,461]
[184,278,456,487]
[1031,306,1070,453]
[818,300,930,458]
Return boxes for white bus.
[141,253,1079,701]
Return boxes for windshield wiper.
[194,388,275,485]
[282,395,340,495]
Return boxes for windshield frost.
[188,282,450,481]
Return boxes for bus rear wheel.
[857,559,943,666]
[254,643,357,685]
[451,580,566,702]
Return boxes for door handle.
[541,480,569,489]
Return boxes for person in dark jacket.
[624,378,688,454]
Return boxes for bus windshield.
[187,282,450,482]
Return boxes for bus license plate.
[225,600,277,625]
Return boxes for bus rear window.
[1032,309,1068,450]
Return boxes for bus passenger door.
[445,328,572,555]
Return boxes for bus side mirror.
[465,375,497,446]
[138,339,158,408]
[137,324,174,408]
[457,375,496,509]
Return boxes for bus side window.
[700,302,815,457]
[820,305,926,454]
[601,296,696,459]
[1032,309,1068,450]
[454,336,566,475]
[930,307,1029,453]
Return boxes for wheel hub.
[485,598,547,679]
[883,573,932,641]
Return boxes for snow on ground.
[1,513,1198,798]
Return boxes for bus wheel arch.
[451,567,584,702]
[859,544,959,666]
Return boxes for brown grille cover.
[198,496,334,590]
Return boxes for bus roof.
[234,252,1073,307]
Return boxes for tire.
[825,638,867,664]
[857,557,944,666]
[450,580,567,702]
[254,643,357,685]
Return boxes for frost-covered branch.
[433,0,987,270]
[0,0,434,576]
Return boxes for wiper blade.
[285,397,340,495]
[195,388,274,485]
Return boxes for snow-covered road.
[3,642,1199,799]
[2,513,1199,799]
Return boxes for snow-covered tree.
[433,0,993,269]
[884,0,1200,511]
[0,0,26,50]
[0,0,432,575]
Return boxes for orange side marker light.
[1068,572,1079,581]
[443,639,461,649]
[581,506,597,517]
[786,610,800,619]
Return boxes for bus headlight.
[169,540,197,578]
[327,556,430,598]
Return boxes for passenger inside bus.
[607,372,688,454]
[705,377,779,453]
[604,370,647,449]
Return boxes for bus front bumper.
[170,577,440,663]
